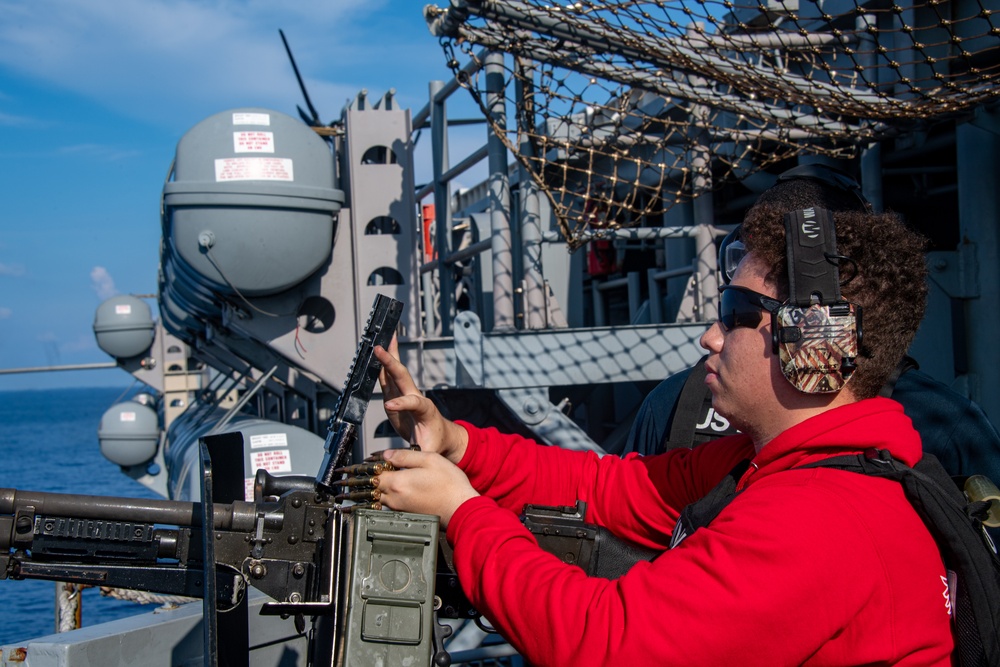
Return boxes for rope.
[430,0,1000,247]
[99,586,198,607]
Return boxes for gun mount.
[1,295,450,667]
[0,449,445,667]
[9,0,999,660]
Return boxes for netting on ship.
[425,0,1000,247]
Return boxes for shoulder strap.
[663,356,710,451]
[800,450,1000,667]
[673,449,1000,665]
[660,354,736,452]
[669,459,750,548]
[662,356,741,452]
[878,355,919,398]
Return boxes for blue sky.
[0,0,483,390]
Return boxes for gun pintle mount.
[1,295,449,667]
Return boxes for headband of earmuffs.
[784,207,841,307]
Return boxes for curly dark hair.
[740,177,928,400]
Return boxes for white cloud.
[90,266,118,300]
[0,112,34,127]
[0,0,413,128]
[0,307,11,319]
[0,262,25,277]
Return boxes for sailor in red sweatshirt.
[369,170,953,665]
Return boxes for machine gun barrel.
[0,488,279,550]
[0,479,320,619]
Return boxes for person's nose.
[700,321,723,353]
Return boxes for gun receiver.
[0,474,444,666]
[0,485,322,611]
[522,501,659,579]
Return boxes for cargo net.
[426,0,1000,247]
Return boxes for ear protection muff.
[773,207,863,394]
[776,163,873,213]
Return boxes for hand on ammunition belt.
[332,445,422,512]
[331,461,396,510]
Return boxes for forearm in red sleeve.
[453,422,751,548]
[445,495,734,667]
[454,420,599,512]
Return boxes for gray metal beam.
[486,52,516,330]
[430,79,455,336]
[443,0,886,107]
[956,110,1000,422]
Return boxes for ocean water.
[0,386,164,646]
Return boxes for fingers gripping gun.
[0,295,448,667]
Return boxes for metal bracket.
[496,388,604,453]
[927,247,979,299]
[200,433,250,667]
[454,311,486,386]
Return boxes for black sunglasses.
[718,285,782,332]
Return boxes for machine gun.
[1,294,664,666]
[0,294,453,667]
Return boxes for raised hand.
[375,337,469,464]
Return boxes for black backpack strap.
[878,355,919,398]
[671,448,1000,664]
[669,459,751,548]
[663,356,710,451]
[800,450,1000,667]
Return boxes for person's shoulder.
[893,368,968,407]
[645,365,696,403]
[686,433,754,465]
[892,368,1000,442]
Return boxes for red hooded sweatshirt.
[446,397,954,666]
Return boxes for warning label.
[232,112,270,126]
[119,411,136,422]
[115,304,132,315]
[233,131,275,153]
[249,432,289,449]
[251,449,292,474]
[215,157,294,182]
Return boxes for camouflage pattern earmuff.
[774,207,863,394]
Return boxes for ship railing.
[409,46,729,336]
